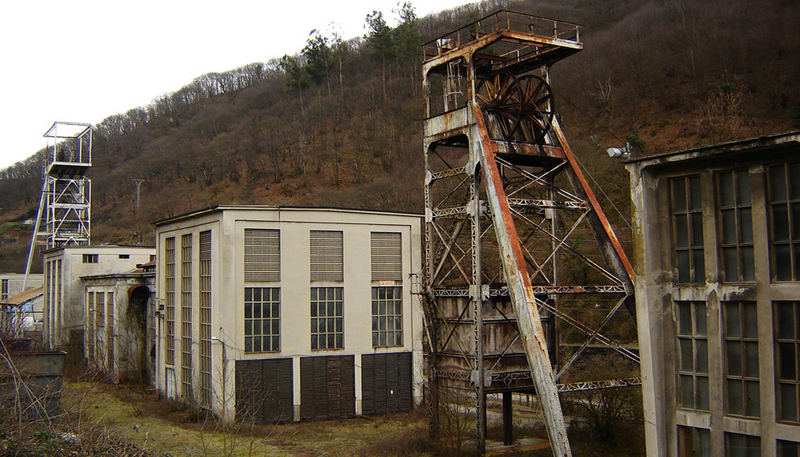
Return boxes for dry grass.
[59,381,435,457]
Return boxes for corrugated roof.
[0,286,43,306]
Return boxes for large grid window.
[676,301,709,410]
[95,291,105,365]
[678,426,710,457]
[372,286,402,347]
[725,433,760,457]
[86,291,95,359]
[244,287,280,353]
[717,170,754,282]
[56,260,61,341]
[724,301,760,417]
[244,229,280,282]
[671,176,705,283]
[199,231,212,407]
[776,301,800,423]
[311,287,343,350]
[310,231,343,282]
[180,234,193,399]
[371,232,402,281]
[107,292,114,372]
[768,162,800,281]
[164,237,175,366]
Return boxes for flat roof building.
[43,245,155,351]
[153,205,423,422]
[626,132,800,457]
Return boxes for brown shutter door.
[235,358,293,422]
[300,355,355,420]
[361,352,413,415]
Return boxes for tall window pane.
[244,287,280,353]
[716,170,754,282]
[372,286,403,347]
[672,176,704,283]
[775,301,800,423]
[676,301,709,410]
[199,230,212,407]
[768,162,800,281]
[724,302,760,417]
[310,286,343,349]
[165,237,176,366]
[181,234,192,399]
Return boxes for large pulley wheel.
[476,72,554,143]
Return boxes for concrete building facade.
[626,132,800,457]
[0,273,43,302]
[43,246,155,350]
[82,262,155,383]
[152,206,423,422]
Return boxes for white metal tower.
[24,122,92,288]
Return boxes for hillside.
[0,0,798,272]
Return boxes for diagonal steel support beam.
[472,103,571,457]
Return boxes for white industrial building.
[626,132,800,457]
[152,205,423,422]
[43,245,155,351]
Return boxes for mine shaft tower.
[24,122,92,286]
[421,11,638,456]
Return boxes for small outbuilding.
[43,245,156,352]
[81,260,155,383]
[152,205,423,422]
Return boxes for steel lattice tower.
[421,11,639,456]
[24,122,92,287]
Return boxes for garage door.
[361,352,412,415]
[235,358,293,422]
[300,355,355,420]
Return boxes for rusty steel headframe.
[422,10,637,456]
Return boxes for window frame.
[670,175,705,284]
[767,161,800,281]
[372,286,403,348]
[715,169,755,283]
[676,301,709,411]
[310,286,344,350]
[723,301,760,418]
[775,301,800,424]
[244,286,281,353]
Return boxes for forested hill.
[1,0,798,272]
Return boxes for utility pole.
[133,178,145,213]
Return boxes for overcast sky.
[0,0,471,170]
